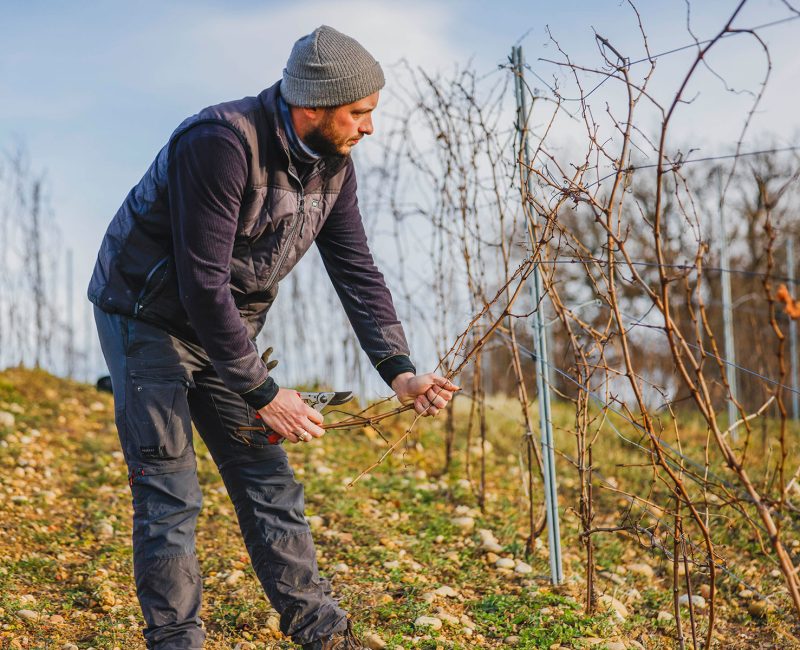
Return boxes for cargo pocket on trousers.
[127,372,192,469]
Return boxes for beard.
[302,111,351,158]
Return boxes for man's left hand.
[391,372,460,417]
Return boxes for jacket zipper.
[134,256,168,315]
[263,185,305,292]
[262,123,324,292]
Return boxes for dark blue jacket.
[88,82,414,406]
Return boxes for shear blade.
[328,391,354,406]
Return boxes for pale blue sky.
[1,0,798,379]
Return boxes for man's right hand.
[257,389,325,444]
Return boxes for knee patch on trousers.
[132,467,203,561]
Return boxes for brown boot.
[301,620,366,650]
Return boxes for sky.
[1,0,798,381]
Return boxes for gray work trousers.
[94,307,347,648]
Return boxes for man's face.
[303,91,379,157]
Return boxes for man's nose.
[359,115,374,136]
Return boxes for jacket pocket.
[134,256,171,316]
[126,372,192,468]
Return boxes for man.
[88,25,458,650]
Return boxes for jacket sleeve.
[315,158,416,386]
[168,123,278,408]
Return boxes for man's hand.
[392,372,460,417]
[257,389,325,443]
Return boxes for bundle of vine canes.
[321,255,537,486]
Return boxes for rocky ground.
[0,368,797,649]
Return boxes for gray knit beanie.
[281,25,385,107]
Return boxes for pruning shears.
[237,391,354,445]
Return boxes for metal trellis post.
[788,236,799,420]
[717,175,739,440]
[512,45,563,585]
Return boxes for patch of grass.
[470,591,613,649]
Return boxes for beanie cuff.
[281,61,385,108]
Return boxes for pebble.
[485,552,500,564]
[315,465,333,475]
[514,561,533,575]
[383,560,401,570]
[435,610,459,626]
[478,528,504,553]
[678,594,707,610]
[421,592,436,603]
[477,528,497,542]
[626,588,642,602]
[451,516,474,532]
[266,614,280,633]
[598,570,625,586]
[94,520,114,540]
[307,515,324,531]
[414,615,442,630]
[224,569,245,587]
[576,639,624,650]
[332,563,350,573]
[364,632,387,650]
[627,563,654,578]
[89,401,106,412]
[495,557,516,570]
[599,594,629,621]
[16,609,41,623]
[504,636,520,645]
[48,614,65,624]
[433,585,458,598]
[0,411,15,428]
[748,600,769,617]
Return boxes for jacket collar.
[258,82,348,182]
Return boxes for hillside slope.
[0,368,793,649]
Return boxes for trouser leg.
[94,307,205,649]
[187,372,347,644]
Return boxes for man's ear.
[300,106,320,123]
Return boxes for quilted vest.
[88,82,348,343]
